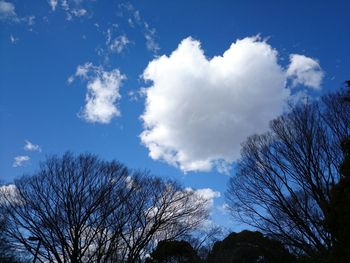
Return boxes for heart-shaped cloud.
[140,36,323,173]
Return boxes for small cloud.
[0,0,35,25]
[144,22,160,54]
[71,8,87,17]
[9,34,18,44]
[119,3,160,54]
[187,188,221,209]
[127,89,144,101]
[26,15,35,26]
[72,62,126,124]
[0,0,16,21]
[109,35,131,54]
[24,140,41,152]
[67,75,75,84]
[49,0,89,20]
[13,156,30,167]
[217,203,230,214]
[61,0,70,13]
[286,54,324,89]
[127,18,134,27]
[48,0,58,11]
[103,26,130,56]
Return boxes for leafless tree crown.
[226,90,350,259]
[0,153,209,263]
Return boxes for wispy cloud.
[69,63,126,124]
[218,203,230,213]
[0,0,35,25]
[108,35,131,54]
[24,140,41,152]
[48,0,88,20]
[48,0,58,11]
[144,22,160,54]
[9,34,18,44]
[0,0,16,20]
[97,25,132,62]
[13,156,30,167]
[119,2,160,54]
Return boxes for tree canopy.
[207,230,295,263]
[146,240,200,263]
[0,153,209,263]
[226,88,350,261]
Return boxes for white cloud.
[109,35,130,54]
[71,8,87,17]
[48,0,58,11]
[192,188,221,208]
[287,54,323,89]
[26,15,35,26]
[10,34,18,44]
[218,203,230,214]
[144,22,160,53]
[48,0,88,20]
[0,0,35,25]
[140,36,323,173]
[156,186,219,223]
[119,3,159,54]
[13,155,30,167]
[24,140,41,152]
[70,63,125,124]
[0,0,15,20]
[0,184,21,205]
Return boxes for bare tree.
[183,225,223,260]
[0,153,133,263]
[118,175,209,262]
[226,90,350,260]
[0,153,210,263]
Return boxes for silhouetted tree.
[226,89,350,260]
[146,240,201,263]
[119,176,209,262]
[0,153,209,263]
[184,225,222,260]
[0,195,28,263]
[326,81,350,262]
[207,230,295,263]
[0,153,133,263]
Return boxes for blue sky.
[1,0,349,230]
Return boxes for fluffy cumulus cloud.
[70,63,125,124]
[287,54,323,89]
[13,155,30,167]
[24,140,41,152]
[140,36,323,173]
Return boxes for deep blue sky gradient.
[1,0,349,230]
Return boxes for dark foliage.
[146,240,201,263]
[327,81,350,262]
[207,230,295,263]
[0,206,26,263]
